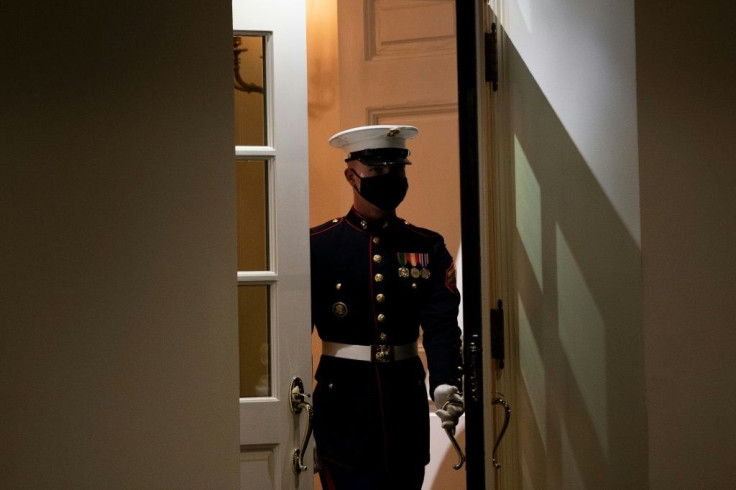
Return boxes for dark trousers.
[319,461,425,490]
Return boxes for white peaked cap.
[328,125,419,153]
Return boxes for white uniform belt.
[322,340,418,363]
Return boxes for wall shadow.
[504,39,648,488]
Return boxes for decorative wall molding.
[368,102,458,124]
[365,0,456,60]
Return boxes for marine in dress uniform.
[310,125,464,490]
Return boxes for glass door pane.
[233,35,266,146]
[238,285,270,397]
[234,34,272,400]
[236,159,269,271]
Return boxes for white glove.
[434,384,465,433]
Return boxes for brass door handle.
[491,395,511,469]
[290,377,314,474]
[445,426,466,470]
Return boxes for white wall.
[637,0,736,487]
[500,0,736,487]
[502,0,640,244]
[0,2,240,487]
[498,0,648,486]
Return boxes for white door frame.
[233,2,313,489]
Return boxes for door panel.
[233,1,312,488]
[338,0,461,260]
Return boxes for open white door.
[232,2,313,488]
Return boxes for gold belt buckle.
[372,344,394,363]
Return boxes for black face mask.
[351,169,409,211]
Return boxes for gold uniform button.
[335,283,342,290]
[332,302,348,317]
[376,293,385,303]
[372,236,381,245]
[412,283,418,289]
[379,333,387,341]
[377,314,386,322]
[373,254,382,263]
[360,220,368,230]
[374,273,384,282]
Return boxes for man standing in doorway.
[310,125,465,489]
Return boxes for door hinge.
[491,299,504,369]
[485,23,499,91]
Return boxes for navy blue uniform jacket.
[310,208,463,472]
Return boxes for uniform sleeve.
[420,239,463,397]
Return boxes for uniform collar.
[346,207,402,233]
